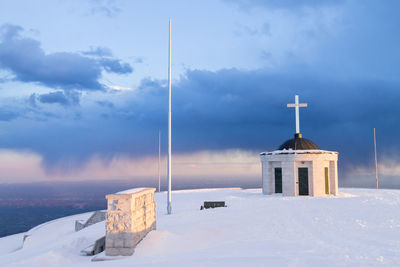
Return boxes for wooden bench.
[200,201,226,210]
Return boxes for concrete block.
[106,248,120,256]
[105,237,114,248]
[119,247,135,256]
[105,188,156,257]
[114,238,124,248]
[124,238,136,248]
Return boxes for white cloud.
[0,150,46,183]
[350,157,400,177]
[105,85,133,91]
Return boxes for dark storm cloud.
[36,91,81,106]
[100,58,133,74]
[2,68,399,175]
[1,0,399,180]
[38,92,69,106]
[138,69,400,172]
[0,24,132,91]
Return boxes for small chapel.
[260,95,339,197]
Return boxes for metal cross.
[287,95,307,134]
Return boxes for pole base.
[167,203,172,214]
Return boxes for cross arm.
[287,103,308,107]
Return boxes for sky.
[0,0,399,187]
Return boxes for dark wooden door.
[274,168,282,193]
[325,167,330,194]
[298,168,309,195]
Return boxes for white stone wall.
[105,188,156,256]
[312,159,325,196]
[262,161,274,194]
[329,160,339,195]
[282,160,295,196]
[260,151,338,197]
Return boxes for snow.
[0,233,25,256]
[1,188,400,266]
[115,187,152,195]
[260,149,338,155]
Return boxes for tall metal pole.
[167,18,172,214]
[158,130,161,193]
[374,128,379,189]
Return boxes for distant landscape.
[0,178,260,237]
[0,182,110,237]
[2,175,400,238]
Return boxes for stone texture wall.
[75,210,106,231]
[105,188,156,256]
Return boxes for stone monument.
[105,188,156,256]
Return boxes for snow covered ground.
[1,188,400,266]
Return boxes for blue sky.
[0,0,399,186]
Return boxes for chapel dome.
[278,133,320,150]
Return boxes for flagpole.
[295,95,300,134]
[374,128,379,189]
[167,18,172,214]
[158,130,161,193]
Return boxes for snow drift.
[1,188,400,266]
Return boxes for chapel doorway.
[324,167,330,194]
[274,168,282,193]
[298,167,309,195]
